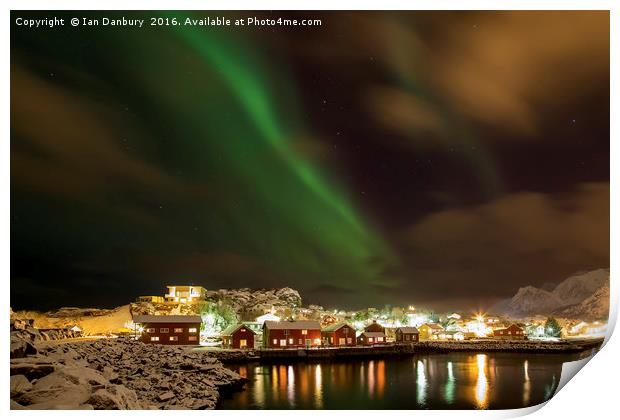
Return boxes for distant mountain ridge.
[494,268,609,320]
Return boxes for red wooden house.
[321,322,357,346]
[493,324,526,340]
[395,327,420,343]
[357,331,386,346]
[364,321,386,334]
[220,323,256,349]
[263,320,321,348]
[133,315,201,345]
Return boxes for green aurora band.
[127,12,400,294]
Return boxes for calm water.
[220,351,592,410]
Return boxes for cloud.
[395,182,609,309]
[293,11,608,140]
[364,86,445,142]
[427,11,609,136]
[11,62,179,204]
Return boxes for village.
[127,284,608,351]
[9,283,608,409]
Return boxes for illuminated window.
[338,338,345,345]
[188,336,197,341]
[241,328,246,332]
[273,339,277,345]
[378,337,384,342]
[289,338,293,344]
[174,328,183,333]
[347,338,352,344]
[151,336,159,341]
[160,328,169,333]
[169,336,178,342]
[146,328,155,333]
[302,329,308,335]
[298,339,303,345]
[188,328,197,333]
[280,339,287,346]
[313,338,321,345]
[368,338,374,343]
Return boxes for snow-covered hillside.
[204,287,302,313]
[499,268,609,320]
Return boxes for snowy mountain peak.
[501,268,609,320]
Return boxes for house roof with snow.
[359,331,386,337]
[322,322,356,332]
[396,327,419,334]
[133,315,202,324]
[255,313,281,323]
[220,323,256,336]
[264,320,321,330]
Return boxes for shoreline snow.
[10,338,246,410]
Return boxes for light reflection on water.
[523,360,531,407]
[416,360,427,406]
[444,361,455,404]
[474,354,489,409]
[314,365,323,408]
[223,352,581,410]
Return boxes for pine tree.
[544,317,562,338]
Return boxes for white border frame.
[3,2,617,420]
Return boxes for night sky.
[11,11,609,311]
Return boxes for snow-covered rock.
[130,287,302,319]
[10,338,246,410]
[508,286,562,315]
[557,285,610,319]
[10,336,38,359]
[499,268,610,319]
[552,269,609,305]
[10,375,32,398]
[86,385,141,409]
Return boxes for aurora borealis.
[11,11,609,311]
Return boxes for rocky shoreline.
[9,332,603,409]
[10,338,246,410]
[416,338,604,353]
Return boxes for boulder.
[22,402,95,410]
[86,385,141,410]
[38,366,108,388]
[157,391,175,402]
[15,383,90,407]
[10,336,38,359]
[102,366,119,383]
[192,398,217,410]
[25,325,43,341]
[10,400,26,410]
[10,363,54,380]
[10,375,33,398]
